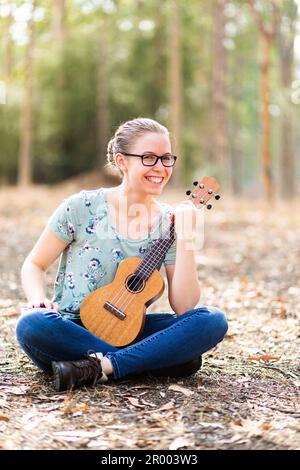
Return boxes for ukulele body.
[80,257,165,347]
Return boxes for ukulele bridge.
[103,301,127,320]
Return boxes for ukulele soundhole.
[125,274,145,293]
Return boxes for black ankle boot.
[52,351,108,392]
[150,356,202,378]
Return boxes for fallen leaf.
[0,385,30,395]
[198,422,224,429]
[247,355,280,361]
[232,418,243,426]
[126,397,144,408]
[78,404,91,411]
[157,401,175,412]
[0,399,9,408]
[0,415,9,422]
[4,311,20,317]
[53,430,103,438]
[38,395,64,401]
[168,385,194,397]
[169,436,194,450]
[140,399,157,408]
[261,422,272,431]
[87,439,109,448]
[223,434,246,444]
[230,419,272,437]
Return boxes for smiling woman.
[16,117,228,392]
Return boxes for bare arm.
[165,201,201,316]
[165,240,201,316]
[21,226,69,309]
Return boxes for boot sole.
[52,362,68,392]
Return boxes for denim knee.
[16,310,57,346]
[190,306,228,344]
[16,312,37,345]
[206,307,228,343]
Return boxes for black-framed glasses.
[122,152,177,167]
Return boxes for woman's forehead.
[131,132,171,152]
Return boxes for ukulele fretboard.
[135,218,176,280]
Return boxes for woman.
[16,117,228,392]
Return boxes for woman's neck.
[111,181,156,210]
[104,182,162,240]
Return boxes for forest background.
[0,0,299,200]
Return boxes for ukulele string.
[109,226,176,313]
[116,195,207,313]
[124,189,208,283]
[110,191,210,313]
[106,208,175,310]
[108,191,210,313]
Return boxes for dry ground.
[0,183,299,450]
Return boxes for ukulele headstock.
[186,176,220,210]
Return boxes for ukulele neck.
[135,218,176,281]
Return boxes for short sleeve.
[48,194,79,243]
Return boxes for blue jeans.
[16,307,228,379]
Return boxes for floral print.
[66,272,75,290]
[48,189,176,319]
[110,248,125,264]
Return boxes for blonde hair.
[106,117,169,175]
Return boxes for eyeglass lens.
[143,154,175,166]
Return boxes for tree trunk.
[260,33,273,202]
[278,1,296,199]
[53,0,65,44]
[211,0,229,188]
[3,1,13,80]
[248,0,278,202]
[18,0,36,187]
[97,19,110,169]
[230,48,243,195]
[152,0,165,114]
[169,0,183,187]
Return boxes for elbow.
[170,291,201,317]
[21,257,29,276]
[21,256,33,274]
[21,256,45,276]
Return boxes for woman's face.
[120,132,174,196]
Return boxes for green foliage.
[0,0,299,193]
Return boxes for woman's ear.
[115,153,128,173]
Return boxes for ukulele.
[80,176,220,346]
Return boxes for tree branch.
[248,0,279,39]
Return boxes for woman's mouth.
[144,176,164,185]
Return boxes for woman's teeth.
[145,176,164,184]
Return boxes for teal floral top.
[48,188,176,319]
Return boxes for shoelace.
[74,350,104,386]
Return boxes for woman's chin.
[142,178,165,194]
[146,186,163,196]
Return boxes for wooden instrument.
[80,176,220,346]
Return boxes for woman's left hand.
[173,200,197,238]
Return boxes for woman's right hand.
[26,298,59,311]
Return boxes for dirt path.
[0,186,299,450]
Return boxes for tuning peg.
[207,188,220,200]
[193,181,198,186]
[186,190,191,195]
[206,203,212,210]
